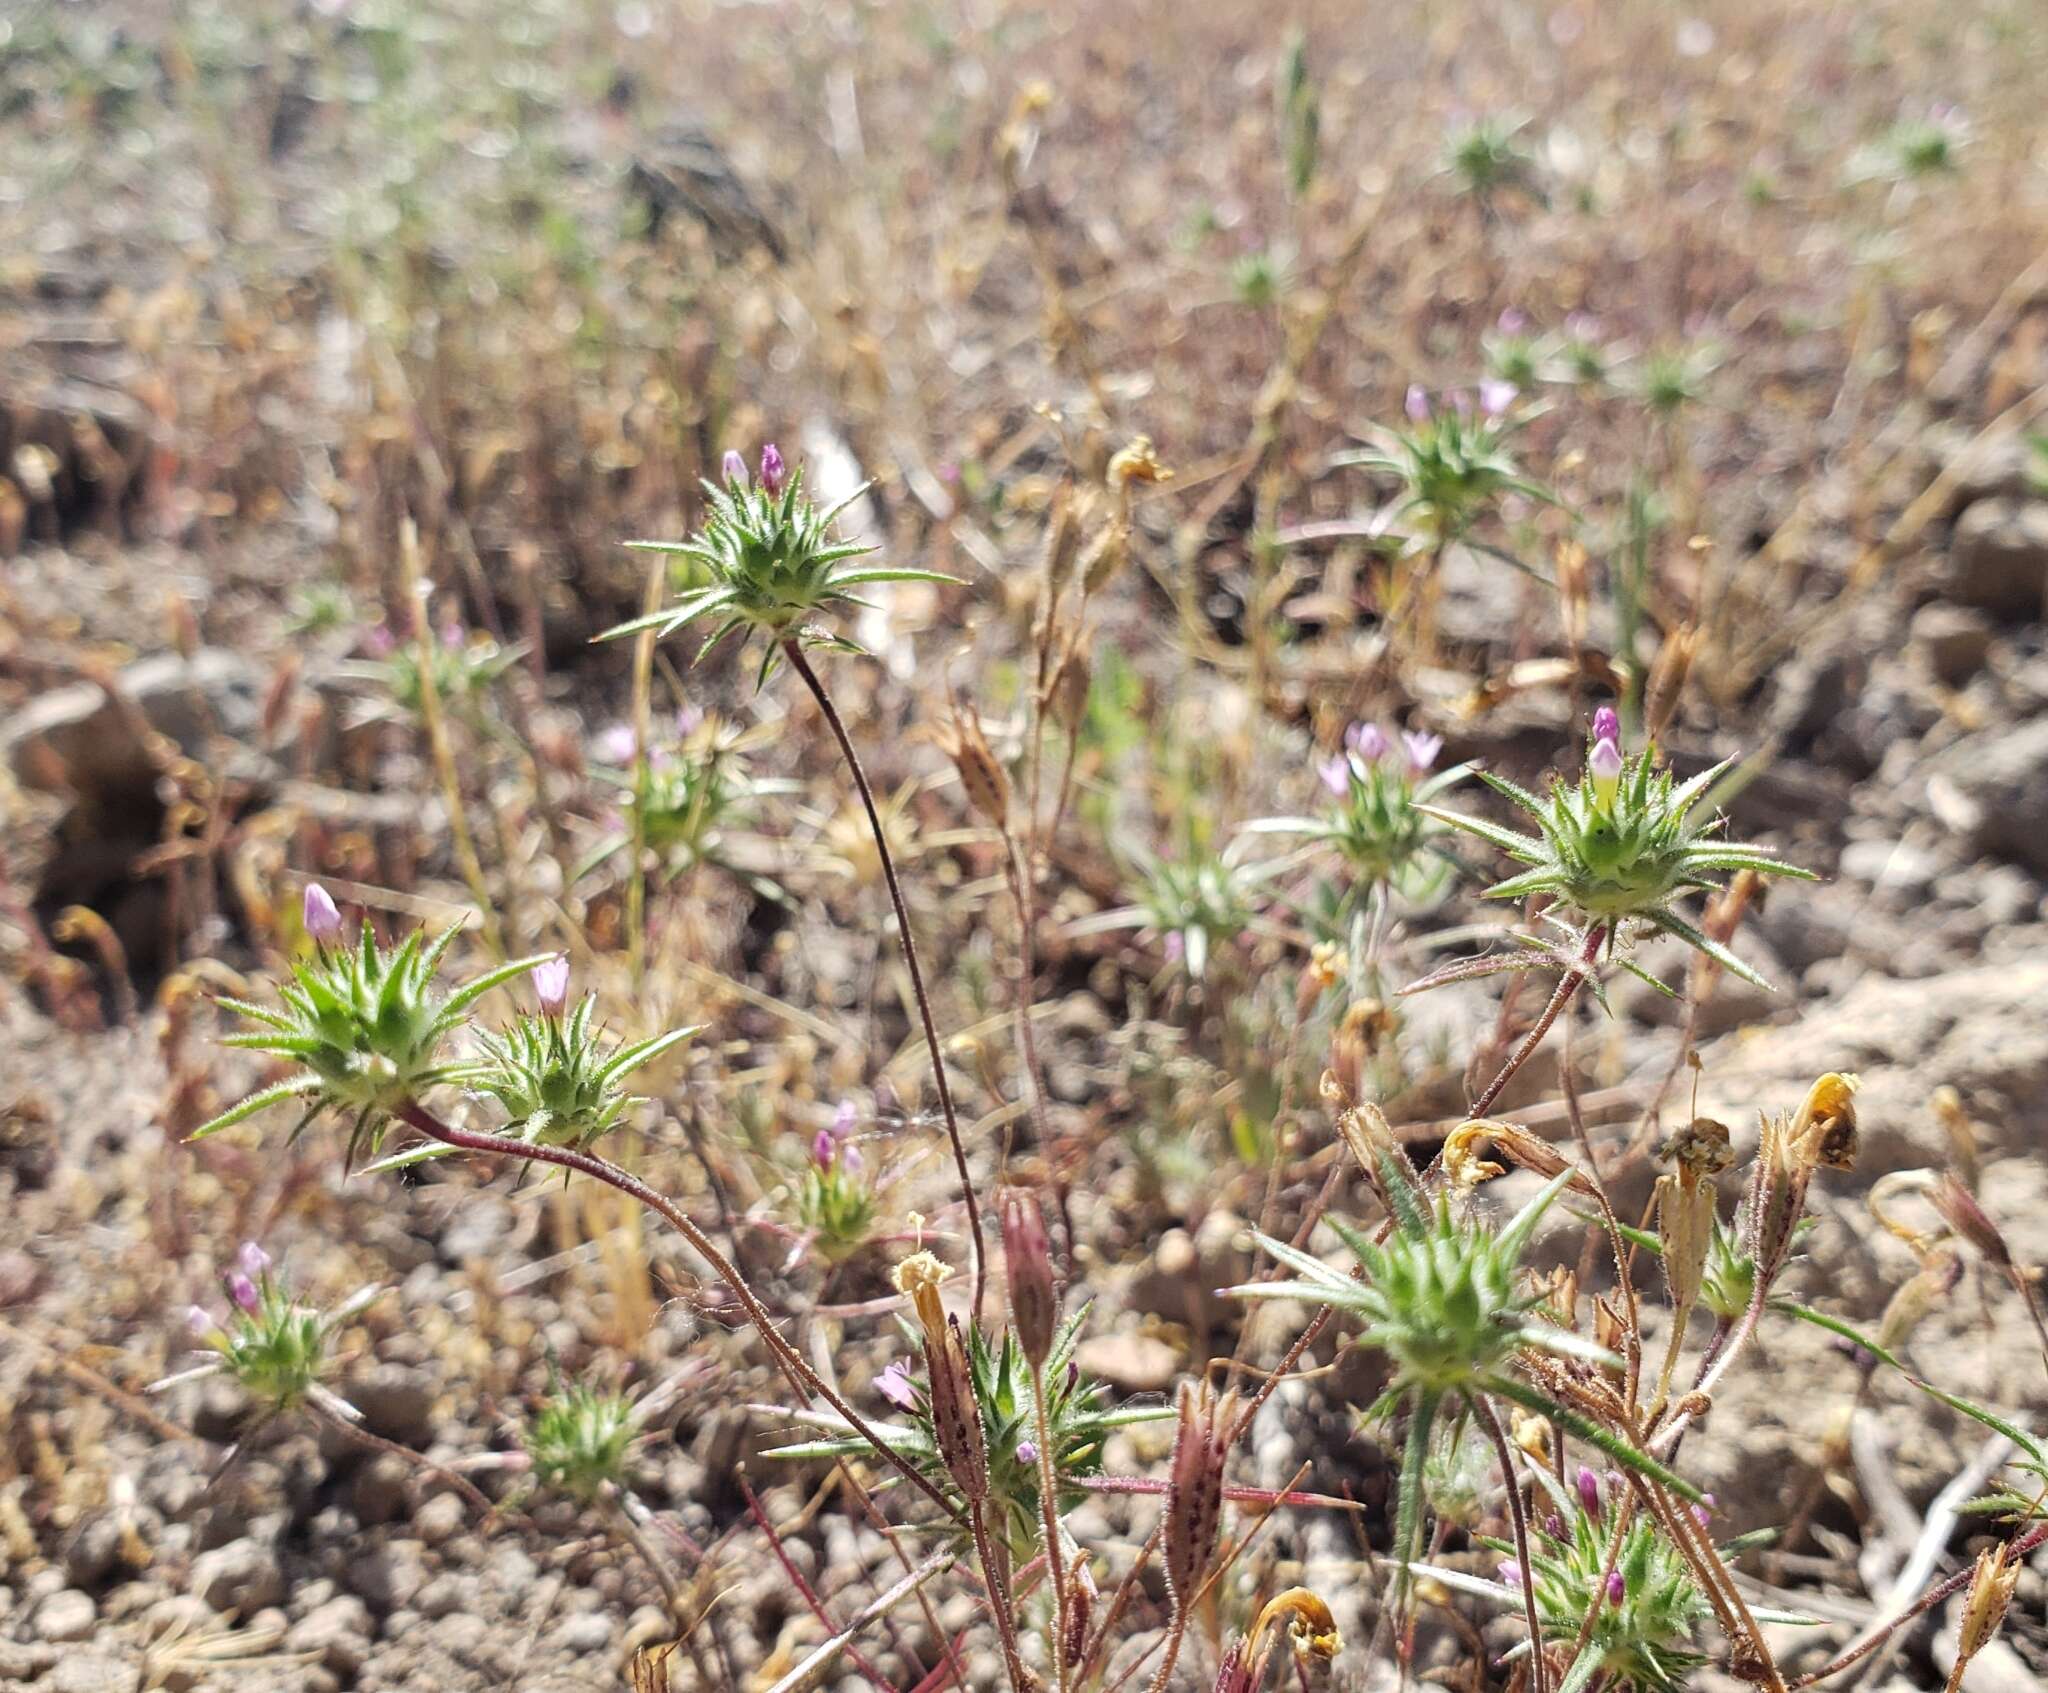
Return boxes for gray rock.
[286,1594,373,1677]
[49,1655,129,1693]
[1945,498,2048,617]
[413,1489,467,1546]
[63,1511,132,1589]
[351,1537,430,1613]
[1909,602,1994,685]
[349,1451,413,1525]
[550,1610,616,1654]
[33,1587,97,1643]
[3,647,268,798]
[189,1537,286,1616]
[1938,717,2048,875]
[346,1361,435,1447]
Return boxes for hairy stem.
[1470,924,1606,1118]
[1031,1362,1071,1693]
[783,639,988,1320]
[969,1503,1034,1693]
[1474,1393,1550,1693]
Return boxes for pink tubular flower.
[1498,1560,1523,1589]
[1404,383,1430,422]
[1607,1569,1627,1604]
[721,448,747,486]
[303,883,343,947]
[1692,1493,1716,1529]
[1479,378,1518,417]
[594,722,638,765]
[1589,734,1624,803]
[187,1304,214,1338]
[1318,754,1352,797]
[1498,306,1529,335]
[876,1358,918,1410]
[362,622,397,659]
[238,1242,272,1279]
[1592,705,1620,744]
[533,955,571,1017]
[1017,1439,1039,1465]
[759,443,786,497]
[811,1128,838,1170]
[227,1272,259,1313]
[1402,730,1443,773]
[1577,1464,1601,1517]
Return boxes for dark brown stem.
[1474,1394,1549,1693]
[969,1503,1033,1693]
[394,1100,961,1523]
[782,639,988,1321]
[1470,924,1606,1118]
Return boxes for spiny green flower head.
[1343,384,1555,548]
[349,618,524,722]
[797,1111,877,1260]
[1233,1161,1589,1395]
[1244,723,1472,897]
[764,1310,1170,1557]
[525,1380,640,1503]
[159,1242,379,1415]
[1495,1470,1710,1693]
[1444,114,1535,198]
[600,445,959,686]
[467,984,692,1152]
[192,883,547,1166]
[1421,709,1816,988]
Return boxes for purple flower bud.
[187,1304,214,1337]
[1592,705,1620,744]
[363,622,397,658]
[721,448,748,486]
[1402,730,1443,773]
[1498,1560,1523,1589]
[1589,734,1624,801]
[1545,1513,1565,1538]
[1318,754,1352,797]
[227,1272,259,1313]
[1577,1465,1601,1517]
[238,1241,272,1279]
[1449,388,1474,417]
[533,955,571,1017]
[675,703,704,737]
[302,883,343,946]
[439,617,465,650]
[759,443,786,497]
[876,1358,918,1410]
[1692,1493,1716,1530]
[1498,307,1529,335]
[1346,722,1390,763]
[1017,1440,1039,1465]
[1404,383,1430,422]
[840,1141,863,1178]
[1479,378,1518,417]
[1607,1569,1626,1604]
[812,1128,838,1170]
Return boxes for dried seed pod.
[894,1253,987,1504]
[1060,1559,1096,1670]
[1001,1188,1059,1368]
[1163,1380,1228,1603]
[1050,646,1091,731]
[1929,1172,2013,1270]
[1247,1588,1341,1670]
[1659,1116,1735,1179]
[1643,621,1700,744]
[1077,518,1129,597]
[940,700,1010,829]
[1040,481,1081,599]
[1957,1544,2022,1665]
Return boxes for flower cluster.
[1245,720,1471,902]
[795,1100,877,1259]
[584,711,790,888]
[1422,707,1816,989]
[601,444,957,685]
[524,1379,642,1503]
[196,886,546,1165]
[1342,383,1555,551]
[156,1242,378,1417]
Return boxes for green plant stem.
[1470,923,1606,1118]
[392,1100,962,1524]
[781,638,988,1321]
[1473,1393,1550,1693]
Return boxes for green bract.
[1070,841,1289,981]
[796,1160,878,1260]
[1244,753,1473,902]
[525,1381,640,1503]
[764,1311,1168,1560]
[196,923,546,1165]
[1340,402,1557,553]
[463,998,693,1153]
[1422,740,1815,990]
[599,460,959,686]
